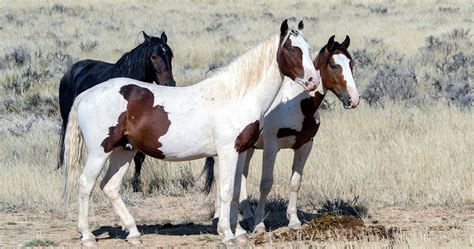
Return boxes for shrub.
[419,29,473,108]
[4,45,30,66]
[363,58,418,107]
[79,41,99,52]
[24,238,57,247]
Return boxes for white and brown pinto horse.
[207,35,359,233]
[62,20,319,246]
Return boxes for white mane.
[208,33,280,97]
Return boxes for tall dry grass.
[1,103,472,213]
[0,0,472,216]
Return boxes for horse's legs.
[213,148,255,230]
[239,148,255,226]
[213,157,220,221]
[253,142,279,233]
[77,152,109,246]
[287,141,312,229]
[131,152,145,192]
[216,146,244,242]
[99,148,140,243]
[230,151,249,242]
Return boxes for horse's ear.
[161,32,167,44]
[327,35,335,51]
[280,19,289,37]
[297,19,304,30]
[143,31,151,43]
[342,35,350,49]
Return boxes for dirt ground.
[0,195,472,248]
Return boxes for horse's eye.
[151,55,157,60]
[288,47,295,53]
[330,64,337,69]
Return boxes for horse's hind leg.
[253,142,279,234]
[287,141,312,229]
[77,151,109,247]
[239,148,255,229]
[99,148,140,244]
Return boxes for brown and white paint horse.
[62,20,319,246]
[207,35,359,233]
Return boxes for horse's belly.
[154,115,216,161]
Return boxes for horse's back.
[59,59,115,119]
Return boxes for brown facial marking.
[101,84,170,159]
[276,93,324,149]
[277,36,304,80]
[235,120,260,152]
[314,47,353,102]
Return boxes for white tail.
[62,101,84,207]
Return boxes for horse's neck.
[240,62,284,116]
[113,45,150,82]
[265,72,326,116]
[207,34,283,116]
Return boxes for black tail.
[201,157,215,195]
[57,120,67,169]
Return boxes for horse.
[62,20,319,246]
[58,31,175,191]
[204,35,359,233]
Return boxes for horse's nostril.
[308,77,313,82]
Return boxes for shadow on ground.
[244,196,368,232]
[92,222,216,240]
[92,197,368,240]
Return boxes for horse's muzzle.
[162,80,176,87]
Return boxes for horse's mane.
[210,33,280,96]
[112,42,149,80]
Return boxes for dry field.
[0,0,473,247]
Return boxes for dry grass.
[0,0,472,247]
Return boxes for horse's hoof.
[288,223,302,230]
[236,234,249,244]
[81,238,97,247]
[241,217,255,231]
[253,226,266,234]
[127,236,142,245]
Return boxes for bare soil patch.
[0,195,472,247]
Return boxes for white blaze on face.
[289,35,320,91]
[333,53,359,107]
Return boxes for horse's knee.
[101,184,120,200]
[289,176,302,192]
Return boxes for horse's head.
[277,19,320,91]
[315,35,359,109]
[143,31,176,87]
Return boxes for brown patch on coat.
[235,120,260,152]
[276,92,324,149]
[101,84,170,159]
[277,35,304,81]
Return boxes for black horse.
[58,31,175,191]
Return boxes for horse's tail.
[62,101,84,207]
[57,121,67,169]
[57,71,73,170]
[201,157,215,195]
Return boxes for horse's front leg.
[287,141,312,229]
[217,146,248,243]
[131,152,146,192]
